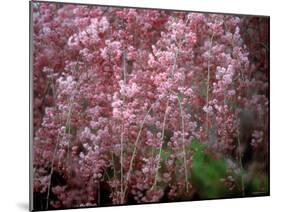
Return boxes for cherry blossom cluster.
[32,2,269,210]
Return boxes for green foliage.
[190,139,229,198]
[161,147,172,162]
[245,175,269,196]
[65,123,76,135]
[189,139,269,198]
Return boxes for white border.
[0,0,279,212]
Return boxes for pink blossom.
[32,3,269,209]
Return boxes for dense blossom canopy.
[32,2,269,210]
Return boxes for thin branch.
[171,49,179,78]
[177,96,189,193]
[46,62,80,209]
[46,123,61,209]
[122,99,158,203]
[151,100,169,190]
[205,32,215,140]
[120,51,127,203]
[237,128,245,196]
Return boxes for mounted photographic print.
[30,0,269,211]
